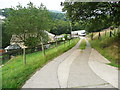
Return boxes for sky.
[0,0,65,11]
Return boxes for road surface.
[22,37,118,89]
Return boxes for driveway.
[22,37,117,89]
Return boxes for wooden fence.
[0,38,73,65]
[91,28,119,40]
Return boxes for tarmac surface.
[22,37,118,89]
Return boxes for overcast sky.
[0,0,65,11]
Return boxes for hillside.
[89,28,120,68]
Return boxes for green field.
[2,38,79,88]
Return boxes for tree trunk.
[23,48,26,65]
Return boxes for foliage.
[2,23,12,48]
[62,2,120,32]
[50,20,71,35]
[4,2,51,48]
[0,8,13,17]
[49,12,66,20]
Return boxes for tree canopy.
[4,2,51,47]
[62,1,120,32]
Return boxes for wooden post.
[23,48,26,65]
[56,39,57,47]
[55,38,58,52]
[110,31,112,37]
[69,39,70,46]
[63,38,65,47]
[105,30,106,36]
[98,32,101,39]
[114,29,116,35]
[91,32,93,40]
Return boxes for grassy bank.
[2,38,79,88]
[89,29,120,68]
[79,39,86,50]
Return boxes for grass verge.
[79,39,86,50]
[2,38,79,88]
[89,29,120,69]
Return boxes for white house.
[71,30,86,37]
[44,31,55,42]
[10,31,56,48]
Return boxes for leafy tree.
[49,12,66,20]
[50,20,71,35]
[5,2,51,47]
[2,23,12,48]
[62,2,120,32]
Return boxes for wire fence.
[0,38,74,65]
[90,28,119,40]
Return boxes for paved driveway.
[22,37,117,89]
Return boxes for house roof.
[71,30,86,34]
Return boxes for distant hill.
[49,11,66,21]
[0,8,66,21]
[49,10,65,13]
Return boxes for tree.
[1,23,12,48]
[50,20,71,35]
[62,2,120,32]
[5,2,51,48]
[49,12,66,20]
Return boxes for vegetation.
[2,23,12,48]
[49,11,65,20]
[62,2,120,32]
[79,39,86,50]
[2,38,79,88]
[3,2,51,48]
[89,29,120,68]
[50,20,71,35]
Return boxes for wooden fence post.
[114,29,116,35]
[98,32,101,39]
[105,30,106,36]
[23,48,26,65]
[55,38,58,52]
[63,38,65,47]
[110,31,112,37]
[69,39,70,46]
[91,32,93,40]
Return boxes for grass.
[89,28,120,69]
[79,39,86,50]
[2,38,79,88]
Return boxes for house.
[44,31,55,42]
[10,31,56,48]
[71,30,86,37]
